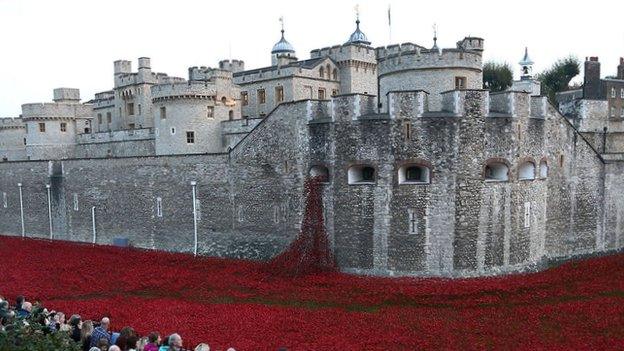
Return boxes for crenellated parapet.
[151,82,217,102]
[0,118,26,130]
[21,103,93,121]
[387,90,429,119]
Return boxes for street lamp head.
[17,183,22,187]
[190,181,197,186]
[46,184,51,189]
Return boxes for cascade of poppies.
[267,176,336,275]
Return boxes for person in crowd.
[16,301,32,318]
[81,320,95,351]
[69,314,83,342]
[115,326,137,350]
[144,332,161,351]
[167,333,186,351]
[194,344,209,351]
[90,317,112,347]
[96,337,110,351]
[15,295,24,310]
[136,336,149,351]
[59,312,72,332]
[158,335,170,351]
[126,335,139,351]
[109,346,122,351]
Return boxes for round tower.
[271,17,297,66]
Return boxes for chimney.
[583,57,602,99]
[618,57,624,80]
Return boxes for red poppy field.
[1,235,624,350]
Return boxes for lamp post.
[191,181,198,256]
[91,206,96,244]
[17,183,24,237]
[46,184,52,239]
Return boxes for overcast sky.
[0,0,622,116]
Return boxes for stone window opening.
[404,122,412,140]
[186,131,195,144]
[60,123,67,133]
[484,162,509,182]
[326,64,331,79]
[621,108,624,118]
[455,76,467,90]
[524,202,531,228]
[332,69,338,80]
[621,88,624,99]
[221,96,227,105]
[160,106,167,119]
[611,107,616,117]
[170,127,176,135]
[398,164,430,184]
[38,122,46,133]
[156,197,163,218]
[138,104,142,115]
[319,66,324,78]
[408,208,418,234]
[127,124,134,130]
[332,89,338,97]
[309,165,330,183]
[127,103,135,116]
[348,165,376,185]
[229,110,234,120]
[107,112,112,124]
[207,106,214,118]
[2,192,7,208]
[518,161,536,180]
[611,88,616,98]
[241,91,248,106]
[559,154,564,167]
[275,86,284,103]
[84,127,90,134]
[540,160,548,178]
[97,114,102,124]
[258,89,266,104]
[73,193,79,211]
[318,88,326,100]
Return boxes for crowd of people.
[0,294,238,351]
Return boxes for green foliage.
[0,313,81,351]
[483,62,514,92]
[537,56,580,103]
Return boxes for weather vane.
[354,4,360,21]
[279,16,284,32]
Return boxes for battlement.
[377,47,482,75]
[76,128,154,144]
[218,59,245,73]
[188,66,233,82]
[310,43,376,63]
[53,88,80,103]
[151,81,217,101]
[387,90,429,119]
[456,37,484,52]
[0,117,25,129]
[21,102,93,120]
[489,91,530,117]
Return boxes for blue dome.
[272,30,295,54]
[345,20,371,46]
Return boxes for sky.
[0,0,622,116]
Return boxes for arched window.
[221,96,227,105]
[309,165,329,183]
[228,110,234,120]
[319,66,324,78]
[518,161,536,180]
[326,64,331,79]
[398,164,430,184]
[484,162,509,182]
[332,68,338,80]
[348,165,376,184]
[540,160,548,178]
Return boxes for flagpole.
[388,4,392,44]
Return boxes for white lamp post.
[46,184,52,239]
[191,181,198,256]
[17,183,24,237]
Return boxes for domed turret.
[345,18,371,46]
[271,17,297,66]
[271,29,296,55]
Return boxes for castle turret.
[271,18,297,66]
[510,47,541,96]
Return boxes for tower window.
[186,131,195,144]
[39,123,46,132]
[275,86,284,103]
[60,123,67,132]
[97,113,102,124]
[207,106,214,118]
[518,161,536,180]
[156,197,163,218]
[332,89,338,97]
[229,110,234,120]
[221,96,227,105]
[309,165,330,183]
[127,103,134,116]
[398,164,430,184]
[611,88,616,98]
[455,77,467,90]
[484,162,509,182]
[332,68,338,80]
[611,107,616,117]
[348,165,376,184]
[160,106,166,119]
[319,66,325,78]
[138,104,142,115]
[621,88,624,99]
[107,112,112,123]
[258,89,266,104]
[540,160,548,178]
[318,88,326,100]
[241,91,248,106]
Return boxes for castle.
[0,16,623,277]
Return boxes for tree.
[537,56,580,103]
[483,62,513,92]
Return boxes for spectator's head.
[81,320,94,339]
[137,336,149,350]
[194,343,210,351]
[69,314,82,327]
[169,333,183,348]
[148,332,161,344]
[0,300,8,311]
[226,348,236,351]
[100,317,110,330]
[16,295,24,308]
[119,326,135,338]
[57,312,66,324]
[161,335,170,346]
[126,335,139,350]
[108,346,121,351]
[21,302,32,313]
[97,337,110,350]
